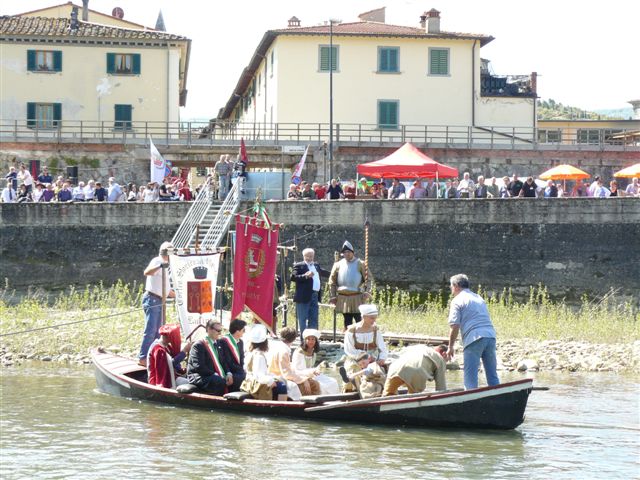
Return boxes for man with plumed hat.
[328,240,371,330]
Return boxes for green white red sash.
[203,338,226,377]
[222,334,241,365]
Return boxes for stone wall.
[1,199,638,303]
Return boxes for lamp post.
[328,18,340,181]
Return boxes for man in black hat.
[328,241,371,329]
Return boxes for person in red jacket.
[147,324,191,389]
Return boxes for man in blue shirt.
[445,274,499,390]
[37,166,53,184]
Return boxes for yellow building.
[217,8,536,133]
[537,119,640,145]
[0,5,190,130]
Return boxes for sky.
[3,0,638,120]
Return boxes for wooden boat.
[92,349,533,430]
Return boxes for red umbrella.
[357,143,458,179]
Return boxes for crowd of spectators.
[285,174,640,201]
[1,163,199,204]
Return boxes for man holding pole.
[138,241,175,367]
[328,241,370,330]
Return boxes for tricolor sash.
[222,334,241,365]
[203,338,226,377]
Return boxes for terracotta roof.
[271,21,493,46]
[0,15,188,41]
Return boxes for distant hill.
[537,99,632,120]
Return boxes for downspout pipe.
[471,40,477,127]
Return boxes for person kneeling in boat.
[341,304,388,393]
[382,344,448,397]
[291,329,340,395]
[218,319,247,392]
[241,324,288,401]
[342,352,386,399]
[147,324,191,389]
[186,320,234,396]
[269,327,319,400]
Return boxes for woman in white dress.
[292,329,339,395]
[243,325,287,401]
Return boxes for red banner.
[231,215,279,329]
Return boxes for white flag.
[150,138,166,184]
[291,145,309,185]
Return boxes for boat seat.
[176,383,198,394]
[224,391,253,401]
[299,392,360,404]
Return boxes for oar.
[304,388,463,413]
[532,386,550,391]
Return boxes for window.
[378,100,399,129]
[26,102,61,129]
[27,50,62,72]
[114,104,132,130]
[538,129,561,143]
[577,129,600,144]
[319,45,339,72]
[106,53,141,75]
[378,47,399,73]
[270,50,274,77]
[429,48,449,75]
[196,167,207,177]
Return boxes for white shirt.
[144,256,171,297]
[84,185,95,200]
[1,187,16,203]
[244,350,276,385]
[32,189,44,202]
[72,186,85,200]
[306,262,321,291]
[144,188,158,202]
[343,326,388,360]
[18,170,33,186]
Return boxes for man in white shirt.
[107,177,123,202]
[457,172,475,199]
[18,163,34,194]
[138,241,175,367]
[84,180,96,201]
[72,181,86,201]
[1,181,16,203]
[625,177,639,197]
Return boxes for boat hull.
[92,350,532,430]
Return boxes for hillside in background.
[537,99,633,120]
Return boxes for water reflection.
[1,364,638,480]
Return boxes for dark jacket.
[218,336,245,376]
[187,339,227,394]
[290,261,330,303]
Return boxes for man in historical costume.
[218,319,247,392]
[445,274,500,390]
[328,241,371,330]
[340,304,388,393]
[187,320,234,396]
[291,248,330,334]
[382,344,448,396]
[147,324,191,389]
[138,241,175,367]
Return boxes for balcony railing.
[0,119,637,151]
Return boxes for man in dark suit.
[218,319,247,392]
[187,320,233,396]
[291,248,330,333]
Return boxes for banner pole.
[161,262,167,326]
[332,250,339,342]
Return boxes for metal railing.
[171,177,213,249]
[201,180,240,250]
[1,119,637,150]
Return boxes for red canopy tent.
[356,143,458,179]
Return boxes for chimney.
[426,8,440,33]
[287,16,301,28]
[82,0,89,21]
[629,100,640,120]
[420,12,427,29]
[70,6,79,31]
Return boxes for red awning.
[356,143,458,179]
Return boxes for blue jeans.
[139,293,162,360]
[463,337,500,390]
[296,292,319,333]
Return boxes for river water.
[0,364,638,480]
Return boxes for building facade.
[217,9,536,134]
[0,7,190,131]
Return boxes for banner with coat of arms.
[231,215,279,329]
[169,252,221,340]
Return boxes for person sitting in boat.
[269,327,318,400]
[218,319,247,392]
[341,304,388,392]
[186,320,234,396]
[341,352,386,399]
[242,325,288,401]
[291,329,340,395]
[382,344,448,397]
[147,324,191,389]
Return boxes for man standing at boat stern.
[138,241,175,367]
[445,274,499,390]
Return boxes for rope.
[280,224,328,245]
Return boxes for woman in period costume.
[269,327,318,399]
[291,329,340,395]
[242,325,288,401]
[147,323,190,389]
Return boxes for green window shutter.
[27,102,36,128]
[320,46,337,71]
[430,49,449,75]
[53,51,62,72]
[107,53,116,73]
[379,49,388,72]
[114,104,132,128]
[132,54,141,74]
[378,101,398,129]
[53,103,62,126]
[27,50,37,71]
[379,48,398,72]
[389,48,398,72]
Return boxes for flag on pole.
[239,138,248,164]
[150,138,167,184]
[291,145,309,186]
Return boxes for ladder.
[171,180,240,250]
